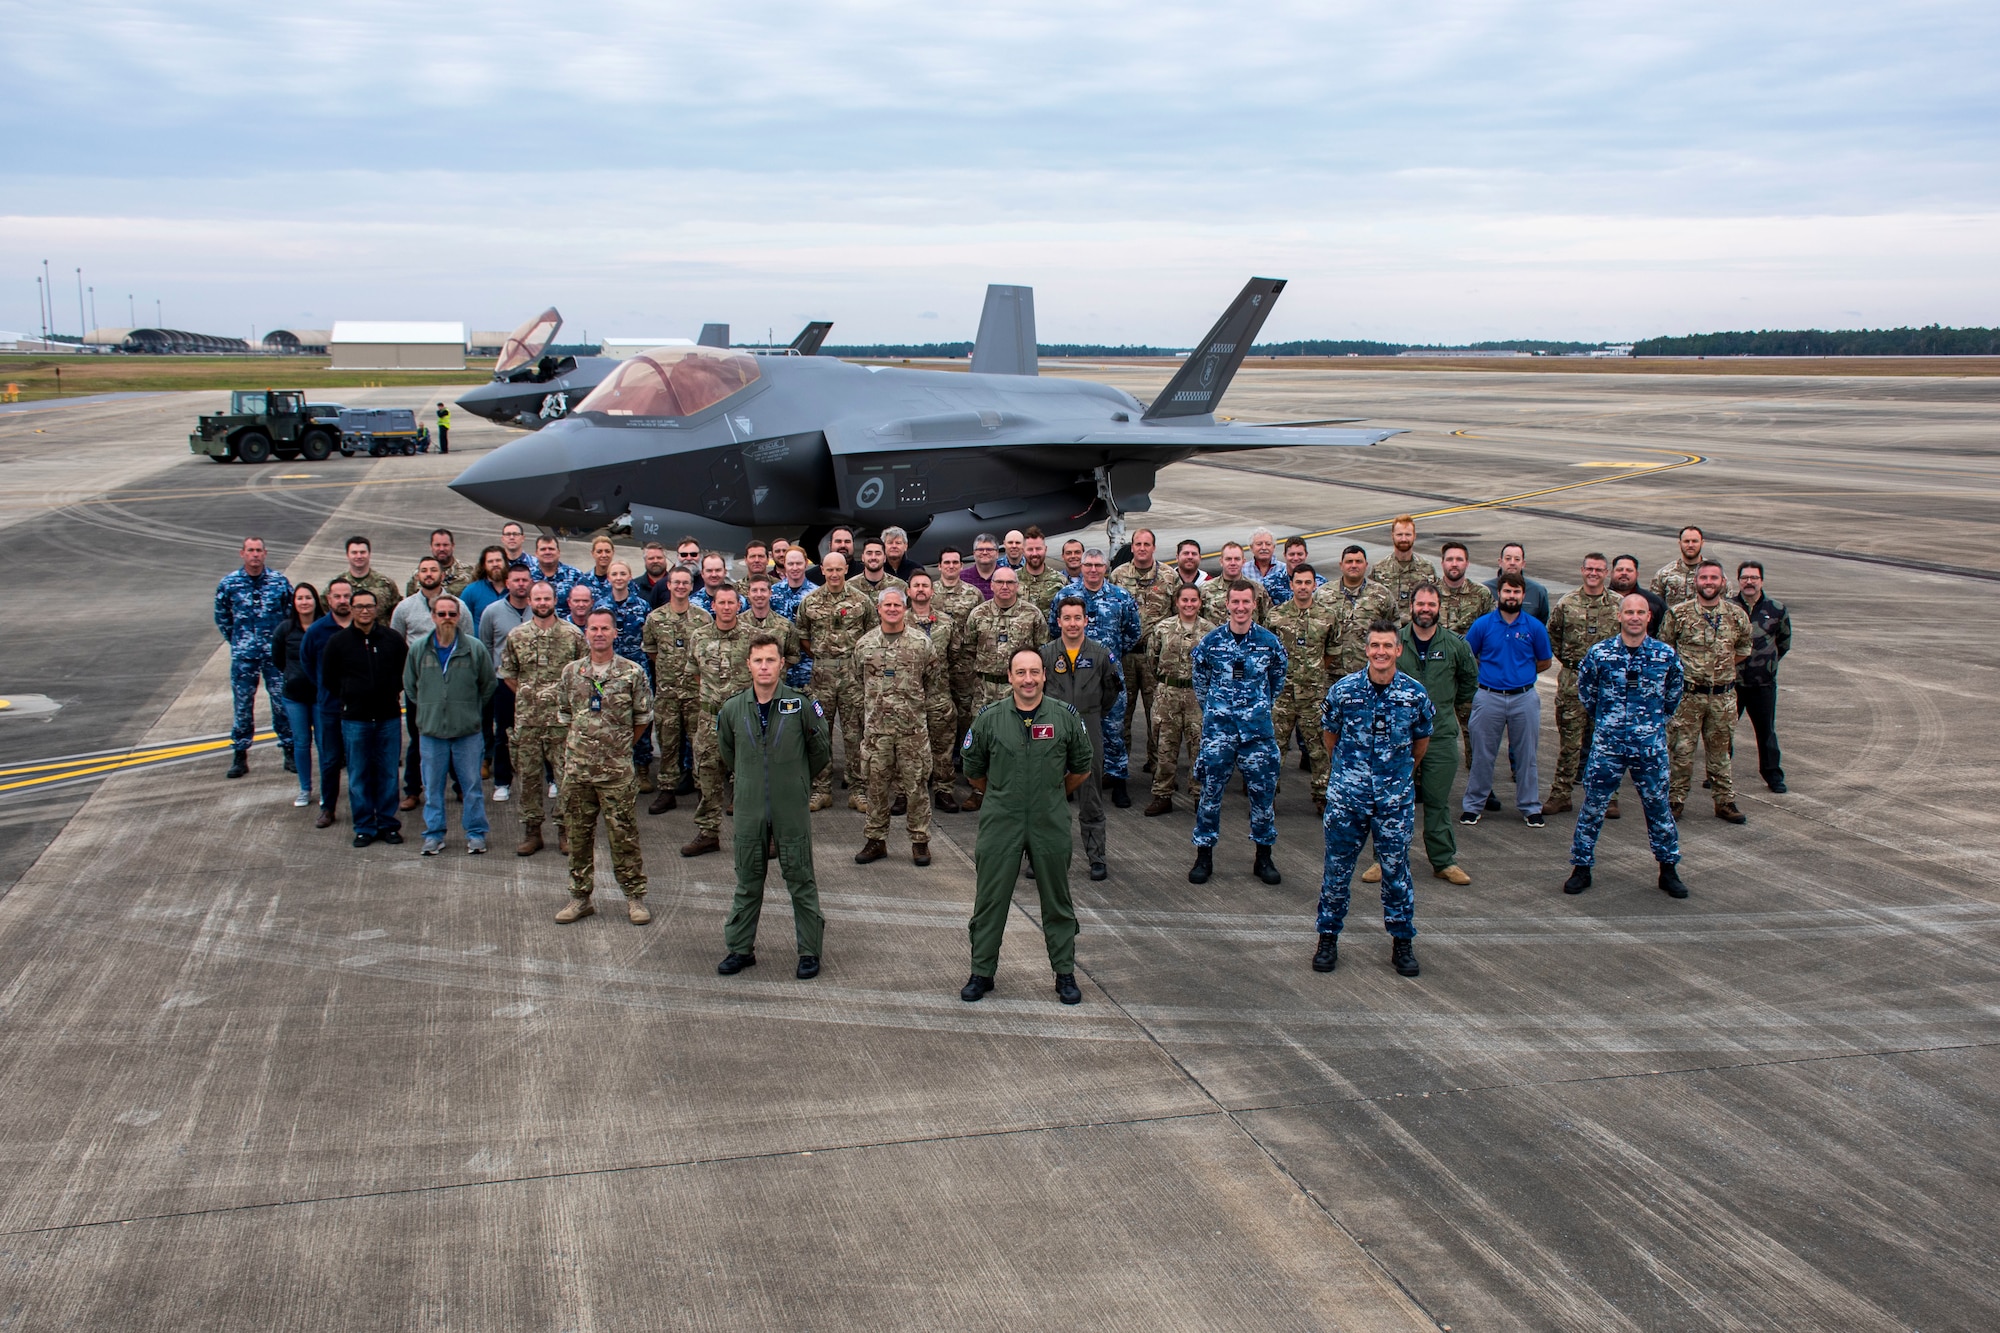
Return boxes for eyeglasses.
[434,609,458,618]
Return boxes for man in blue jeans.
[403,592,498,855]
[301,577,354,828]
[1461,573,1553,827]
[321,589,409,847]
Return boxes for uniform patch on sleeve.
[812,700,824,716]
[961,729,976,750]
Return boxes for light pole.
[89,287,97,335]
[76,268,86,342]
[36,276,46,343]
[156,299,162,327]
[42,260,53,339]
[128,294,135,327]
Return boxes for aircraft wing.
[1074,424,1399,450]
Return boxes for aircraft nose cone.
[449,433,574,526]
[455,380,508,421]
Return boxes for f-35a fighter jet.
[449,279,1395,557]
[456,309,834,431]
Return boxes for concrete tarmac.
[1,369,1996,1329]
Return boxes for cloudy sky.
[6,1,1995,345]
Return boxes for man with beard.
[1659,560,1753,823]
[1653,525,1707,607]
[1460,574,1552,826]
[1369,516,1439,626]
[1609,555,1667,636]
[1017,527,1068,611]
[1110,527,1172,774]
[1543,553,1623,815]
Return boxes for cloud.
[6,1,1998,339]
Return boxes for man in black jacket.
[1038,596,1123,882]
[322,589,410,846]
[1733,561,1793,793]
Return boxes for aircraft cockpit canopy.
[575,346,762,419]
[495,308,562,376]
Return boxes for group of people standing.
[213,514,1793,1001]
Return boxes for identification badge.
[997,633,1009,643]
[589,695,603,713]
[778,697,802,714]
[1233,662,1245,679]
[1030,724,1055,740]
[883,668,896,678]
[1077,657,1094,669]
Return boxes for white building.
[329,321,467,370]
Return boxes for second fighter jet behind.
[450,278,1395,556]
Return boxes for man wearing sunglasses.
[403,593,498,856]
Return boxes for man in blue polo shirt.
[1461,573,1553,826]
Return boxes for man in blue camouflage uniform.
[769,548,819,690]
[1188,580,1288,886]
[530,536,585,605]
[1049,548,1142,806]
[1564,592,1688,899]
[1314,619,1435,978]
[215,536,295,778]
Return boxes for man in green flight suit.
[959,646,1096,1006]
[714,634,833,979]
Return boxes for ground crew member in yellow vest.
[1543,553,1625,813]
[1659,559,1754,822]
[1142,583,1216,815]
[796,552,878,808]
[959,647,1096,1007]
[681,586,757,857]
[714,635,832,979]
[552,608,652,921]
[499,580,584,857]
[434,402,451,453]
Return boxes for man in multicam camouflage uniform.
[1325,545,1398,677]
[1266,564,1340,813]
[1368,516,1439,626]
[1110,527,1173,775]
[1659,560,1754,824]
[1141,583,1215,816]
[500,581,586,857]
[851,537,909,606]
[1016,527,1068,612]
[640,566,712,815]
[405,528,474,598]
[953,566,1047,812]
[905,571,965,812]
[1435,540,1493,763]
[1652,525,1707,608]
[341,535,402,620]
[742,575,803,680]
[796,552,879,809]
[851,589,946,865]
[1542,553,1624,815]
[681,585,758,857]
[930,546,986,751]
[1564,593,1688,900]
[1201,542,1273,625]
[552,608,654,924]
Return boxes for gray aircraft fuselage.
[448,278,1395,557]
[456,356,618,431]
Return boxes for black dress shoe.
[960,973,994,1002]
[1312,933,1338,972]
[1188,846,1213,884]
[1089,861,1108,881]
[382,830,404,845]
[716,952,757,975]
[796,955,820,980]
[352,832,374,848]
[1659,863,1689,898]
[1391,938,1421,977]
[1563,866,1592,894]
[1054,972,1082,1005]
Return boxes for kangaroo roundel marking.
[856,477,886,508]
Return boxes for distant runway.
[1,368,1996,1329]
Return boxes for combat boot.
[958,790,982,812]
[716,951,756,975]
[1606,798,1621,819]
[1714,803,1746,825]
[1188,846,1214,884]
[891,792,907,816]
[554,895,594,923]
[959,973,994,1002]
[1543,792,1573,815]
[626,898,651,925]
[225,748,248,779]
[848,793,868,813]
[680,832,720,858]
[809,792,833,812]
[854,839,887,864]
[674,771,696,796]
[1312,933,1339,973]
[911,841,930,866]
[1563,866,1592,894]
[1434,864,1472,886]
[637,765,658,794]
[934,790,960,813]
[557,824,570,855]
[1670,799,1685,819]
[1658,862,1689,898]
[1110,778,1131,809]
[281,747,296,775]
[1361,863,1381,883]
[516,823,544,857]
[1054,973,1082,1005]
[1144,795,1173,816]
[1253,844,1282,885]
[1391,939,1421,977]
[647,788,677,815]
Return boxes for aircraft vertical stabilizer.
[697,323,730,348]
[790,321,834,356]
[971,285,1038,376]
[1143,278,1286,420]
